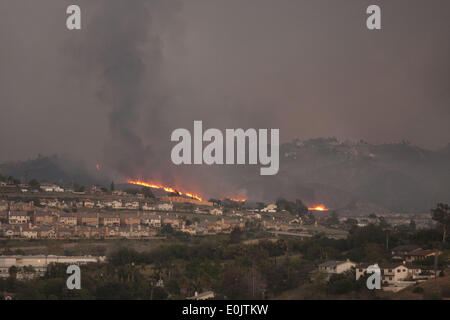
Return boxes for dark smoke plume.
[76,0,181,179]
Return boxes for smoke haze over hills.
[1,1,449,212]
[1,138,449,212]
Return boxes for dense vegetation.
[1,222,448,300]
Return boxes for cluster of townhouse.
[1,211,162,239]
[0,199,247,239]
[181,218,245,236]
[36,198,173,211]
[318,245,443,292]
[0,196,342,240]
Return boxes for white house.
[158,203,173,211]
[209,208,223,216]
[142,203,156,211]
[40,184,64,192]
[0,255,105,279]
[124,201,139,210]
[21,228,38,239]
[319,260,356,275]
[112,200,123,209]
[261,204,277,213]
[355,263,426,287]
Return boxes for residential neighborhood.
[0,180,448,301]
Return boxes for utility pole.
[252,264,255,298]
[434,252,438,281]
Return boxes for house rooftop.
[319,260,352,268]
[407,249,440,256]
[9,211,29,216]
[392,245,421,252]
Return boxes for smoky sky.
[1,1,450,186]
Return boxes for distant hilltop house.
[209,208,223,216]
[260,204,277,213]
[318,260,356,275]
[40,184,64,192]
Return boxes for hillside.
[1,138,449,212]
[243,138,450,212]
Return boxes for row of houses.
[0,199,176,212]
[1,219,246,240]
[181,218,245,235]
[37,199,174,211]
[0,209,248,239]
[1,224,161,240]
[1,210,165,227]
[0,255,104,279]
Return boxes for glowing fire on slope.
[308,205,328,211]
[127,179,248,203]
[225,198,247,203]
[127,179,203,201]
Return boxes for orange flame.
[226,198,247,202]
[308,205,328,211]
[127,179,203,201]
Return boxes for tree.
[110,181,115,192]
[73,183,85,192]
[28,179,40,189]
[108,248,140,267]
[230,227,243,244]
[326,271,356,295]
[275,198,308,215]
[431,203,450,244]
[141,187,154,198]
[409,219,416,232]
[295,199,308,215]
[327,211,339,226]
[378,216,390,229]
[344,218,358,227]
[8,266,18,279]
[275,198,295,213]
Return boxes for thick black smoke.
[77,0,181,179]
